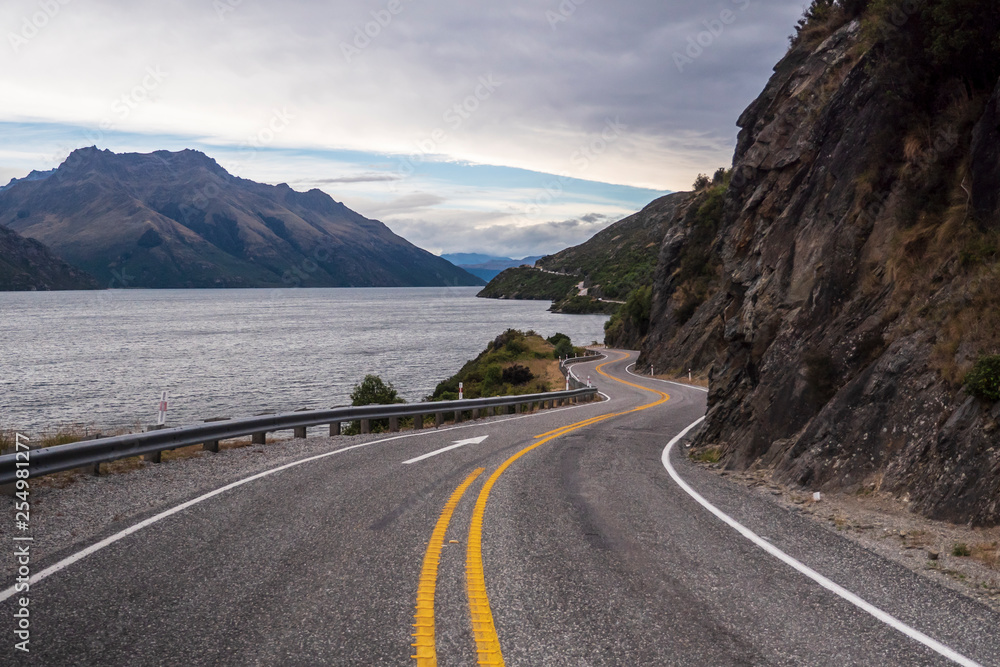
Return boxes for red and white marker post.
[156,391,168,426]
[458,382,463,400]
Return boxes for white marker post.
[565,376,570,391]
[587,376,591,387]
[688,368,692,381]
[156,391,168,426]
[458,382,463,400]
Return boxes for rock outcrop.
[641,14,1000,526]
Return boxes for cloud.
[310,173,403,184]
[365,192,447,217]
[0,0,808,192]
[386,211,620,258]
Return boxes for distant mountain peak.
[0,148,484,289]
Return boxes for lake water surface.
[0,287,608,433]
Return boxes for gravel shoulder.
[699,462,1000,613]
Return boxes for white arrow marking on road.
[402,435,489,464]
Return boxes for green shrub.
[964,354,1000,401]
[351,374,403,406]
[481,364,503,395]
[501,364,534,385]
[553,338,574,359]
[624,285,653,336]
[547,332,571,347]
[345,374,404,434]
[952,542,971,557]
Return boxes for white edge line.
[625,361,709,393]
[0,396,604,604]
[661,417,981,667]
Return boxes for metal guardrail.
[560,351,607,390]
[0,385,600,484]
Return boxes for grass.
[952,542,972,557]
[690,446,722,464]
[430,329,579,401]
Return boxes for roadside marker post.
[157,391,168,426]
[459,382,464,400]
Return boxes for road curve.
[3,350,998,665]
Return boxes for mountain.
[0,224,99,291]
[477,192,688,314]
[633,3,1000,526]
[441,253,543,282]
[0,148,484,288]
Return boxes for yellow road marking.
[464,351,669,665]
[412,467,485,666]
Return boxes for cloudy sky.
[1,0,805,258]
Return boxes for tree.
[554,337,574,359]
[347,374,404,434]
[350,374,403,405]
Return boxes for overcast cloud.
[1,0,806,257]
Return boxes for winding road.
[4,351,999,665]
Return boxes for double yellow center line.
[412,352,668,665]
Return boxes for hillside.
[637,1,1000,526]
[477,192,687,313]
[430,330,585,400]
[476,267,578,301]
[0,224,99,291]
[0,148,483,289]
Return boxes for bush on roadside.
[964,354,1000,401]
[501,364,534,386]
[553,338,574,359]
[344,374,405,434]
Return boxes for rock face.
[0,224,99,291]
[0,148,483,288]
[641,19,1000,526]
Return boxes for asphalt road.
[3,351,999,665]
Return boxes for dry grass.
[690,446,722,464]
[971,542,1000,569]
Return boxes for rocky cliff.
[0,148,483,289]
[640,3,1000,526]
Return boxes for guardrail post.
[414,414,424,430]
[203,440,220,453]
[389,416,399,432]
[455,409,463,423]
[293,427,307,439]
[252,432,266,445]
[472,408,480,420]
[360,419,370,434]
[144,450,162,463]
[330,422,341,436]
[435,412,444,428]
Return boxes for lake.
[0,287,609,434]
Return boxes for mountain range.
[0,148,483,289]
[440,253,543,282]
